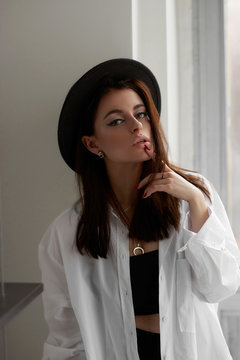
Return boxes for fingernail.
[141,192,147,199]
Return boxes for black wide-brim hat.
[58,58,161,171]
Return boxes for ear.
[81,135,100,155]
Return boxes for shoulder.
[50,199,82,231]
[39,199,83,251]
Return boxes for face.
[82,88,154,165]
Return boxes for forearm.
[188,190,209,233]
[183,183,240,302]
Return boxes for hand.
[139,148,209,232]
[137,163,201,203]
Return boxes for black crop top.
[130,250,159,315]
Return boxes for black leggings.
[136,328,161,359]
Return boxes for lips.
[133,136,150,146]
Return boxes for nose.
[128,114,143,133]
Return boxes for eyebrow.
[103,104,145,120]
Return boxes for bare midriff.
[129,238,160,334]
[135,314,160,333]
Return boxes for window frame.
[192,0,228,207]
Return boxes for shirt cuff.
[178,207,226,253]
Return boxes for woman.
[39,58,240,360]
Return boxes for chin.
[132,155,152,163]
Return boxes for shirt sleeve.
[178,177,240,303]
[38,222,86,360]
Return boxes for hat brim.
[58,58,161,171]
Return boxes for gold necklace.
[123,203,136,213]
[133,240,145,256]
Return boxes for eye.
[135,112,149,120]
[107,118,124,126]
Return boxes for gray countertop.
[0,282,43,327]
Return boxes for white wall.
[0,1,199,358]
[192,0,227,202]
[0,0,234,359]
[132,0,195,169]
[132,0,180,163]
[0,1,132,358]
[132,0,168,132]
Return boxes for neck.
[105,162,142,209]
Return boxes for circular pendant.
[133,244,145,256]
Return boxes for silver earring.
[97,151,105,159]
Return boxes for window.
[225,0,240,248]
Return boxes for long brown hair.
[74,78,210,258]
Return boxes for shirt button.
[160,274,163,281]
[125,290,128,296]
[161,316,166,322]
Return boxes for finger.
[137,174,152,189]
[142,184,167,198]
[163,163,174,173]
[143,179,171,194]
[149,178,170,186]
[144,144,156,160]
[137,171,172,189]
[137,173,162,189]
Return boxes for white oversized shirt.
[38,177,240,360]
